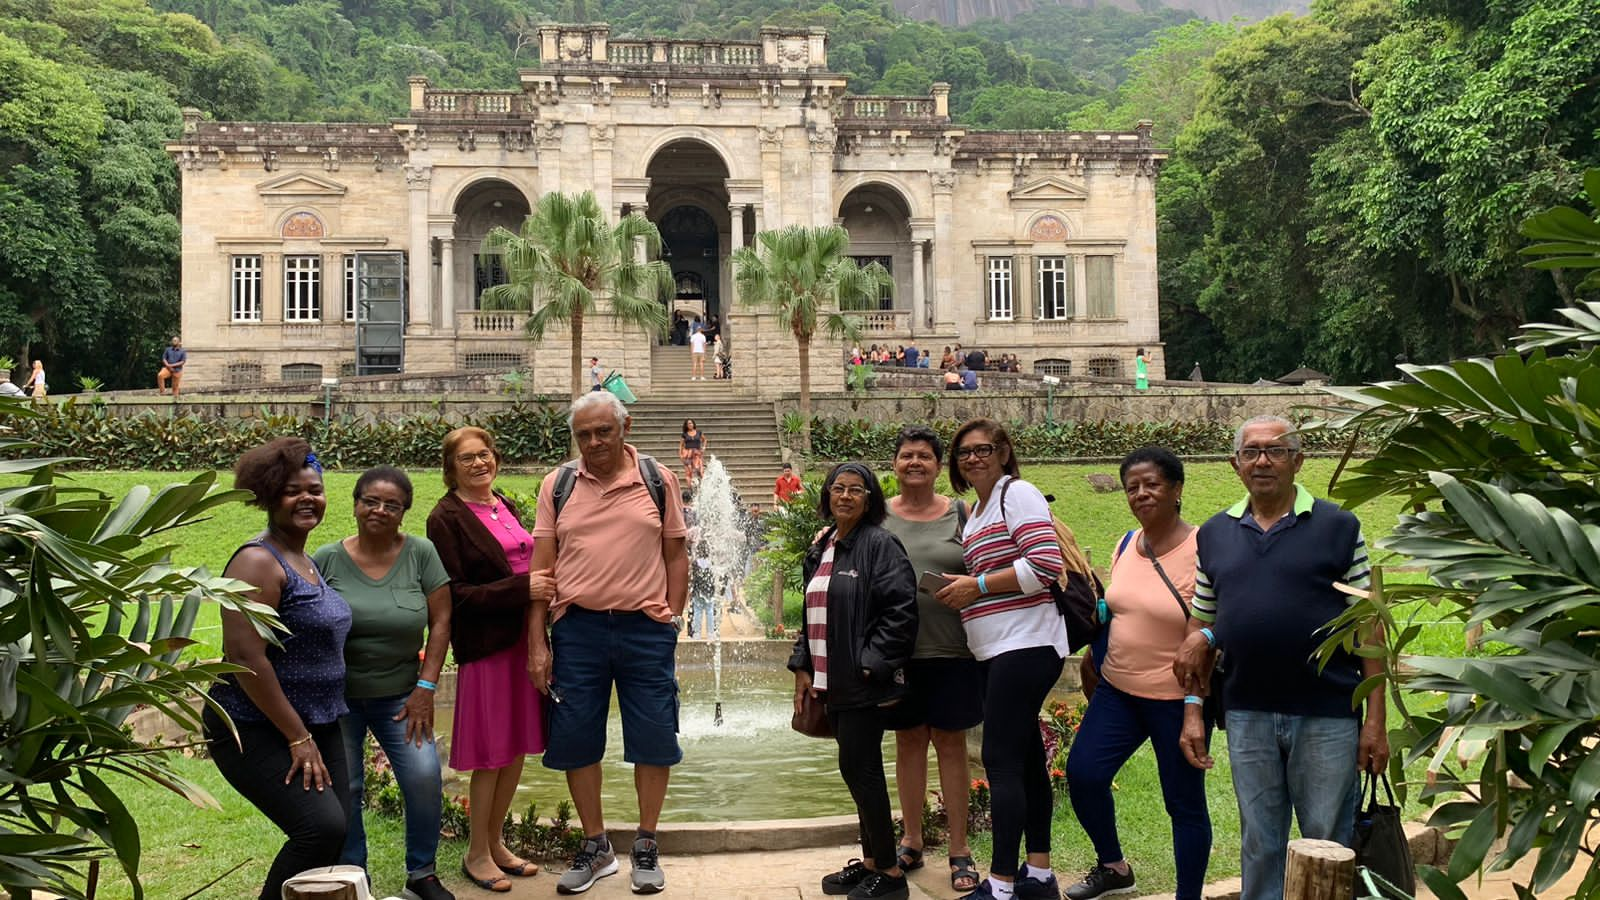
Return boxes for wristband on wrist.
[416,678,437,691]
[1200,626,1216,648]
[288,733,314,748]
[976,573,989,595]
[1183,695,1203,706]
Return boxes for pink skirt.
[449,633,547,771]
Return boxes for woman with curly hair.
[204,437,354,900]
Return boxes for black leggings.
[204,706,350,899]
[831,706,897,870]
[981,646,1065,877]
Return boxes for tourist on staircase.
[679,418,706,487]
[880,427,981,893]
[791,462,918,900]
[937,419,1068,900]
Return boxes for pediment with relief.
[1008,175,1088,205]
[256,172,348,198]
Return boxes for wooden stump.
[283,884,358,899]
[1284,838,1355,900]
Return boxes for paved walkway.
[437,845,960,900]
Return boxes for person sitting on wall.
[961,367,978,391]
[944,367,963,392]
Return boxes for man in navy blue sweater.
[1172,415,1387,900]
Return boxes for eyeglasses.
[1236,446,1295,463]
[955,444,997,460]
[357,496,406,515]
[828,484,868,498]
[455,450,495,466]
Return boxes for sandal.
[896,844,925,872]
[496,858,539,877]
[461,861,512,893]
[950,855,980,892]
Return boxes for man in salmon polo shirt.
[529,391,689,895]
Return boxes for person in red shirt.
[773,463,804,506]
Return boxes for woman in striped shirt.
[936,419,1069,900]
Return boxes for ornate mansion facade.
[166,23,1167,397]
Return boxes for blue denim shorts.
[542,607,682,770]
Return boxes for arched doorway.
[838,185,913,311]
[450,179,531,311]
[644,140,731,322]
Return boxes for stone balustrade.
[605,40,764,67]
[839,96,935,120]
[457,310,528,333]
[531,23,827,71]
[849,310,912,335]
[417,88,530,117]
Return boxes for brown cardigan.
[426,491,529,665]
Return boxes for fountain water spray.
[689,456,756,726]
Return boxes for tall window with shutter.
[1037,256,1072,319]
[1085,255,1115,318]
[987,257,1013,320]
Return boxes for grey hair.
[568,390,628,429]
[1233,415,1302,453]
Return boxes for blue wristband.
[977,573,989,595]
[1200,626,1216,648]
[1184,695,1203,706]
[416,679,437,691]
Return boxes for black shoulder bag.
[1141,533,1225,730]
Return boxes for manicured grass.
[99,754,466,900]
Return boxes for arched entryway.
[449,179,532,311]
[838,184,914,312]
[643,140,735,323]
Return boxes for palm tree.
[732,224,893,452]
[482,191,672,398]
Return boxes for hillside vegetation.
[0,0,1595,391]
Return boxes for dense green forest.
[1,0,1596,388]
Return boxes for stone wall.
[780,385,1338,428]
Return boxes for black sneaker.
[402,873,455,900]
[1014,870,1060,900]
[848,872,909,900]
[1063,864,1137,900]
[822,859,871,896]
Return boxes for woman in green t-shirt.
[312,467,454,900]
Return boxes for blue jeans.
[1066,681,1212,900]
[338,693,444,879]
[1226,710,1359,900]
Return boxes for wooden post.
[283,883,358,899]
[1284,838,1355,900]
[770,570,785,633]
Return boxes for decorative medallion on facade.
[282,212,325,239]
[1029,215,1068,242]
[562,32,587,59]
[779,38,808,63]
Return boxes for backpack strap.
[637,454,667,522]
[551,456,667,525]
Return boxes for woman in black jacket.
[790,462,919,900]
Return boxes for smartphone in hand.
[918,571,951,595]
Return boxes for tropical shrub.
[1315,174,1600,899]
[0,400,278,898]
[0,401,574,470]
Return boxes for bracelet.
[1200,626,1216,648]
[416,679,437,691]
[287,733,314,748]
[976,573,989,595]
[1183,695,1203,706]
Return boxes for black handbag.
[1354,772,1415,899]
[791,688,833,739]
[1143,533,1226,729]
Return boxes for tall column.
[440,238,456,326]
[404,165,433,328]
[809,126,834,227]
[930,170,958,332]
[911,239,926,334]
[728,203,745,308]
[758,126,784,228]
[536,123,563,196]
[590,124,615,215]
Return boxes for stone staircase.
[623,346,785,503]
